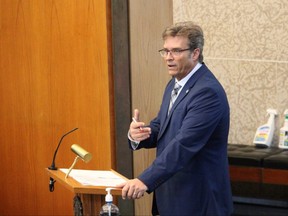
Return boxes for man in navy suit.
[118,21,233,215]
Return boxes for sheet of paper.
[60,168,127,187]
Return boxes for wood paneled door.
[0,0,115,215]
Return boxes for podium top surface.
[46,168,125,196]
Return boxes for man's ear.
[192,48,200,61]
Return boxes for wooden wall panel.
[0,0,113,215]
[129,0,173,215]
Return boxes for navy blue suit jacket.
[133,64,233,215]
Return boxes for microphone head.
[71,144,92,163]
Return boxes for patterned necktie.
[168,82,181,115]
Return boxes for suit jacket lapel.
[157,64,208,140]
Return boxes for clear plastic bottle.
[99,188,120,216]
[279,109,288,149]
[253,108,278,148]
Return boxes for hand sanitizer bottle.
[253,108,278,148]
[100,188,120,216]
[279,109,288,149]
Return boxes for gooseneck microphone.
[48,127,78,192]
[48,127,78,170]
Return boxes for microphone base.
[48,166,57,170]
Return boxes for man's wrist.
[128,131,140,150]
[128,131,140,144]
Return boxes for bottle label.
[255,126,269,142]
[279,130,288,146]
[284,131,288,146]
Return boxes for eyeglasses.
[158,48,191,57]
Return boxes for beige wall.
[174,0,288,146]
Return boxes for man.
[118,21,233,215]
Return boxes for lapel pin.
[186,89,189,94]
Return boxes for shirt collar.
[176,62,202,87]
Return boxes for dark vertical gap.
[111,0,134,215]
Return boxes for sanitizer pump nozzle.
[253,108,278,148]
[106,188,113,202]
[100,188,120,216]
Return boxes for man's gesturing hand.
[129,109,151,142]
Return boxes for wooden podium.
[46,168,126,216]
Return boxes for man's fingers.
[134,109,140,121]
[136,192,144,199]
[132,133,150,141]
[121,182,135,199]
[133,191,144,199]
[121,179,147,200]
[115,181,126,188]
[121,184,129,199]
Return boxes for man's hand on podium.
[116,178,148,200]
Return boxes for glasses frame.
[158,48,191,57]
